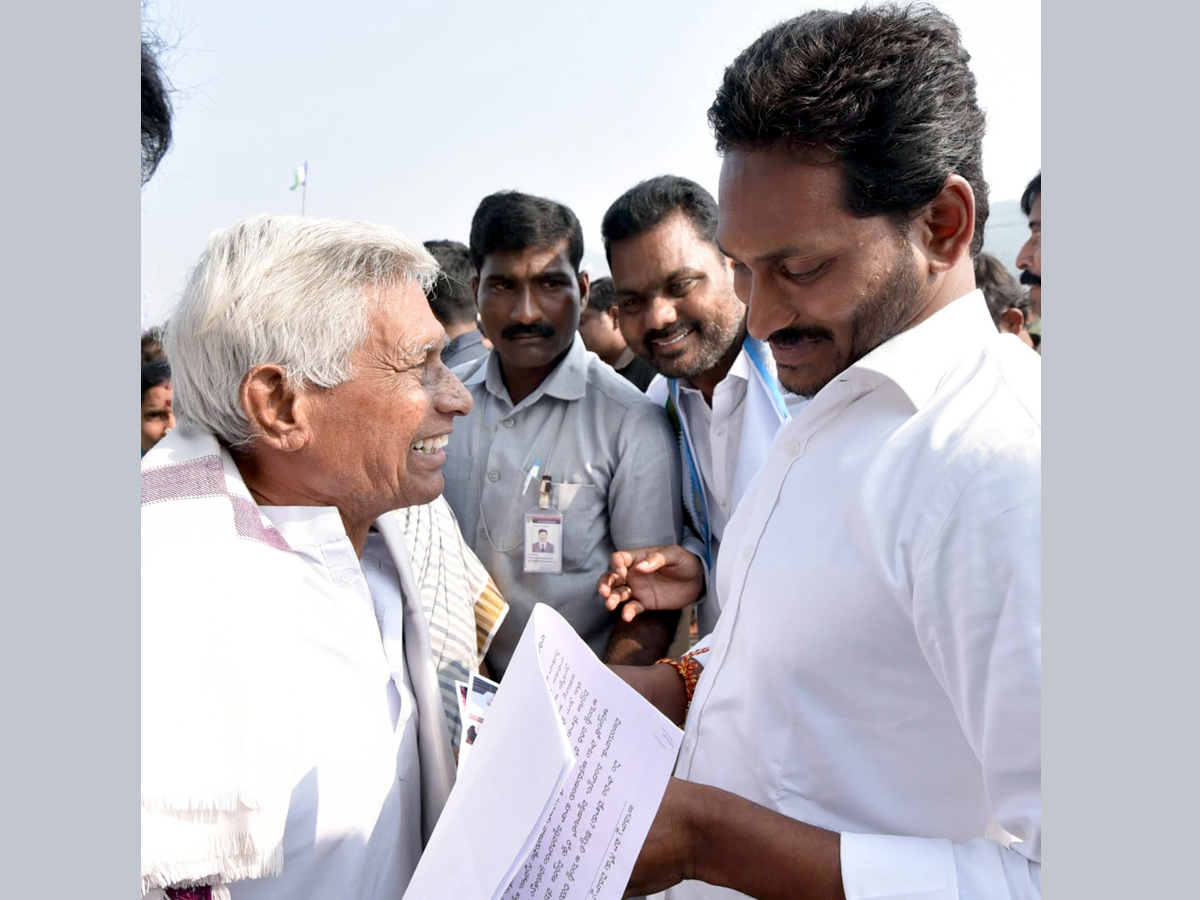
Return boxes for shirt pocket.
[553,482,605,572]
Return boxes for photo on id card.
[523,509,563,575]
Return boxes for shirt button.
[488,470,501,482]
[715,427,725,437]
[338,568,358,585]
[742,546,753,560]
[718,498,728,509]
[503,418,515,428]
[786,440,801,456]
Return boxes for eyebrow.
[719,242,819,265]
[616,266,705,298]
[398,336,445,366]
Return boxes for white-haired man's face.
[299,281,473,521]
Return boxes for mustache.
[501,323,555,340]
[768,326,835,345]
[643,323,693,346]
[1019,271,1041,287]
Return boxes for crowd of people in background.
[141,5,1042,900]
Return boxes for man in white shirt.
[1016,173,1042,347]
[600,175,798,635]
[605,7,1041,900]
[141,215,469,899]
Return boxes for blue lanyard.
[666,337,791,570]
[743,336,792,422]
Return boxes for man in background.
[424,239,490,369]
[441,190,682,679]
[1016,172,1041,346]
[600,174,797,636]
[975,252,1037,350]
[578,276,657,390]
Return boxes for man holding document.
[602,6,1041,900]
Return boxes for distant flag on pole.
[289,162,307,191]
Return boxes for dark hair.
[468,191,584,274]
[973,253,1030,325]
[586,276,616,313]
[142,359,171,400]
[1021,173,1041,216]
[600,175,719,263]
[141,38,174,186]
[708,3,990,254]
[422,239,478,326]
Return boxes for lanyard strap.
[667,379,713,569]
[743,336,792,423]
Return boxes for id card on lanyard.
[524,475,563,575]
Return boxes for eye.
[620,296,644,313]
[781,259,829,282]
[667,278,698,297]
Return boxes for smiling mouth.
[411,434,449,454]
[651,328,693,349]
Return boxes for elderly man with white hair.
[141,215,473,900]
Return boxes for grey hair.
[163,214,439,446]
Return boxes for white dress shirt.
[669,291,1041,900]
[647,341,805,635]
[229,507,424,900]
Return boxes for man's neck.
[684,326,746,406]
[499,347,570,406]
[443,321,478,342]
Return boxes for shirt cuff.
[841,832,957,900]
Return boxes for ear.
[240,364,314,453]
[577,270,591,306]
[912,174,975,273]
[998,307,1026,336]
[606,306,621,331]
[471,276,480,306]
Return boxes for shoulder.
[582,353,663,411]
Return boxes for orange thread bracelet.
[655,654,704,710]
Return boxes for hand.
[598,544,704,621]
[624,777,701,897]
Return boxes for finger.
[633,551,668,573]
[622,599,646,621]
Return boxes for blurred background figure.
[141,326,167,364]
[141,36,173,187]
[974,253,1038,351]
[423,239,489,369]
[141,360,174,455]
[578,276,657,390]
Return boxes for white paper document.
[403,603,683,900]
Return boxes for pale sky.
[140,0,1040,326]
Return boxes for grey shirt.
[441,329,489,370]
[444,334,683,677]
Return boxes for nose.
[166,410,177,433]
[1015,236,1034,273]
[740,271,793,342]
[643,294,678,332]
[511,286,541,325]
[436,364,474,418]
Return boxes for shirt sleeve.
[842,432,1041,900]
[607,401,685,550]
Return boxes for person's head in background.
[141,37,173,187]
[469,190,588,404]
[141,360,175,454]
[423,239,480,341]
[577,277,629,366]
[974,253,1036,350]
[1015,172,1040,318]
[142,327,167,364]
